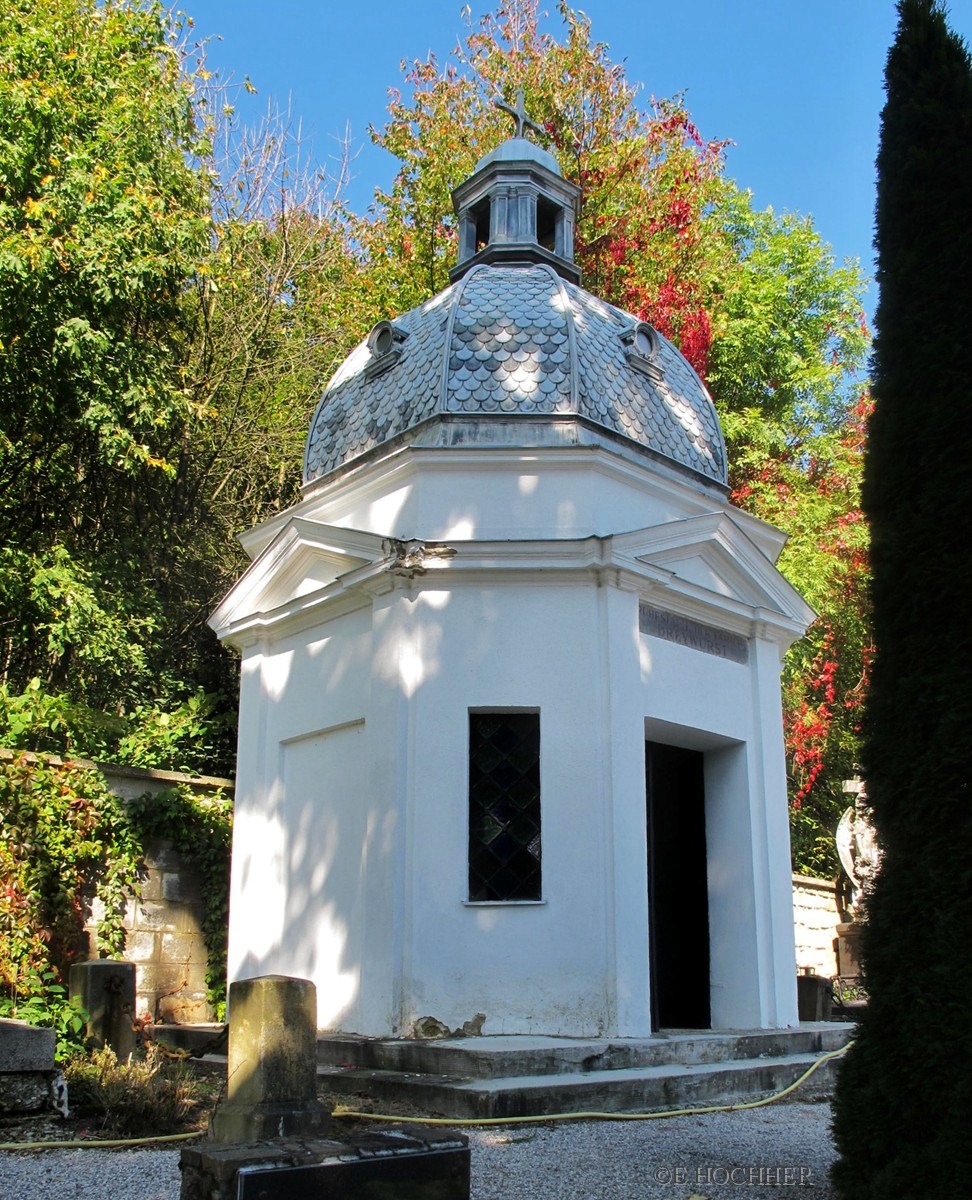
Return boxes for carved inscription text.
[639,604,749,665]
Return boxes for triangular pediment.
[613,512,815,627]
[209,519,386,642]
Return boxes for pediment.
[613,512,815,627]
[209,519,385,640]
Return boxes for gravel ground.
[0,1101,836,1200]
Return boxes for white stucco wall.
[225,574,800,1035]
[217,443,809,1038]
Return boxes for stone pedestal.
[69,959,136,1058]
[796,972,833,1022]
[836,921,863,978]
[210,974,331,1143]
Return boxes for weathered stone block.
[136,962,189,995]
[125,929,161,963]
[144,836,183,871]
[69,959,136,1058]
[210,975,331,1143]
[163,871,202,904]
[158,992,213,1025]
[0,1072,52,1114]
[0,1018,55,1072]
[133,900,180,932]
[161,932,201,963]
[139,869,164,902]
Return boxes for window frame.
[466,708,543,905]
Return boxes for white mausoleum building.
[211,111,813,1039]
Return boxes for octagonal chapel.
[211,108,813,1038]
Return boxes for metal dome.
[305,119,726,491]
[304,261,727,488]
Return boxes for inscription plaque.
[639,604,749,664]
[237,1144,470,1200]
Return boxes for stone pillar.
[836,921,863,977]
[210,974,332,1143]
[69,959,136,1058]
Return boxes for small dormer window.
[621,322,662,379]
[365,320,408,380]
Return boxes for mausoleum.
[211,101,813,1039]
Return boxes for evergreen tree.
[831,3,972,1195]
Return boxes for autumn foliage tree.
[360,0,870,872]
[1,0,871,873]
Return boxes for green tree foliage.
[0,1,371,774]
[361,0,869,872]
[831,3,972,1195]
[0,0,218,750]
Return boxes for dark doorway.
[646,741,711,1029]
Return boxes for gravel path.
[0,1102,837,1200]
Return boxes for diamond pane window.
[468,712,541,901]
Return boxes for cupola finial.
[494,87,544,142]
[450,90,580,284]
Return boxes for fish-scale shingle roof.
[304,263,727,487]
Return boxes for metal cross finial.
[494,87,544,141]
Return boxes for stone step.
[318,1048,846,1120]
[315,1024,854,1120]
[316,1023,851,1080]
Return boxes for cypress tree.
[831,3,972,1196]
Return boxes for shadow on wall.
[232,589,456,1034]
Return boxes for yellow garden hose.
[331,1039,854,1127]
[0,1039,853,1150]
[0,1130,204,1152]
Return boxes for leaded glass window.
[468,711,541,902]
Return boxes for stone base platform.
[0,1019,65,1117]
[316,1023,855,1120]
[180,1128,469,1200]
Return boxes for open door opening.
[646,741,711,1030]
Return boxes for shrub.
[64,1044,205,1136]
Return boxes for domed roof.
[306,115,726,492]
[304,262,727,488]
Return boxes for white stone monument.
[211,102,813,1039]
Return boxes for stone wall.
[792,873,841,978]
[1,750,232,1025]
[86,830,213,1023]
[84,762,234,1023]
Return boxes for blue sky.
[185,1,972,326]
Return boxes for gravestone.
[69,958,136,1058]
[183,974,470,1200]
[210,974,331,1143]
[180,1129,470,1200]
